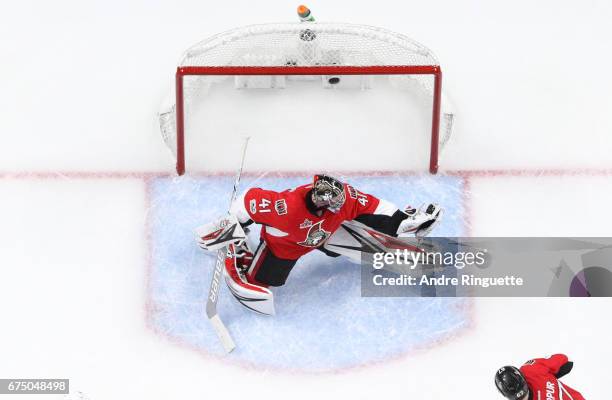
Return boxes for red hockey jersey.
[520,355,585,400]
[238,183,380,259]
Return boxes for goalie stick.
[205,137,250,353]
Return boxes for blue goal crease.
[147,173,469,372]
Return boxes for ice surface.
[147,174,469,370]
[1,0,611,398]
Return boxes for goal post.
[160,22,454,175]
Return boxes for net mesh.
[159,22,454,164]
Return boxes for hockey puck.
[328,77,341,85]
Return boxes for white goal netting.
[159,22,455,172]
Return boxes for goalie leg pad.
[224,243,275,316]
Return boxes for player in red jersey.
[196,174,442,314]
[227,174,442,287]
[495,354,586,400]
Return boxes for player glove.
[195,215,247,251]
[397,203,443,238]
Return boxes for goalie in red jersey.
[196,174,442,315]
[495,354,586,400]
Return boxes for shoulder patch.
[347,185,357,199]
[249,199,257,214]
[524,359,536,365]
[275,199,287,215]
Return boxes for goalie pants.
[246,241,297,287]
[246,240,342,287]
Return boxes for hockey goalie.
[196,174,443,315]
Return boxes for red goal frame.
[175,65,442,175]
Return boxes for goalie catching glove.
[397,203,443,238]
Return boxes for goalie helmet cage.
[159,22,454,175]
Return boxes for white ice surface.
[1,0,611,399]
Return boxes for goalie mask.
[495,366,529,400]
[311,174,346,211]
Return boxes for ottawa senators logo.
[297,220,330,247]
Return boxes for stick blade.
[209,314,236,353]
